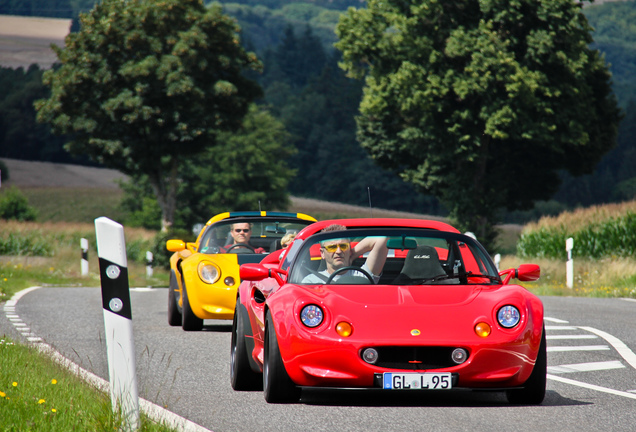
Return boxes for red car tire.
[506,327,547,405]
[231,297,263,390]
[263,312,301,403]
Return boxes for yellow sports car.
[166,211,316,331]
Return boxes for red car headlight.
[198,261,220,284]
[497,305,521,328]
[300,304,324,328]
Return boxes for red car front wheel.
[263,311,301,403]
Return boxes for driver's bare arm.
[353,237,388,277]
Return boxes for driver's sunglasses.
[234,229,250,233]
[322,242,350,253]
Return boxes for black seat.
[270,239,282,252]
[392,245,447,284]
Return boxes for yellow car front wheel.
[181,277,203,331]
[168,270,182,326]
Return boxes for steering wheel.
[226,243,256,253]
[326,266,374,284]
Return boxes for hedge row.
[517,212,636,259]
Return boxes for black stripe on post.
[99,257,132,320]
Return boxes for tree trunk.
[148,158,180,233]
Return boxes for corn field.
[517,202,636,259]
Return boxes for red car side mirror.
[499,264,540,285]
[516,264,540,282]
[240,263,288,285]
[240,263,270,281]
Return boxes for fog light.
[362,348,378,364]
[224,276,235,286]
[451,348,468,364]
[475,322,491,338]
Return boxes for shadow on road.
[299,388,590,408]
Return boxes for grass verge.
[500,255,636,298]
[0,336,176,431]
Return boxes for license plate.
[383,373,452,390]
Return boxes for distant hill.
[0,15,71,69]
[0,157,442,220]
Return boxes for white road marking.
[544,317,570,323]
[548,345,610,352]
[548,374,636,400]
[547,334,598,340]
[548,360,625,374]
[620,298,636,303]
[579,326,636,370]
[545,326,577,330]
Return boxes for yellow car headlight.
[198,261,220,284]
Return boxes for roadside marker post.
[80,238,89,276]
[566,237,574,289]
[145,251,153,278]
[94,217,140,431]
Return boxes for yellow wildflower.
[38,399,45,404]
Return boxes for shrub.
[0,187,37,221]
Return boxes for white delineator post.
[80,238,89,276]
[494,253,501,271]
[94,217,139,431]
[566,237,574,289]
[145,251,153,278]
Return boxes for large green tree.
[35,0,262,231]
[336,0,621,248]
[121,104,295,231]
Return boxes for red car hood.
[273,283,538,345]
[307,284,482,306]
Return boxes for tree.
[120,104,295,231]
[35,0,262,231]
[335,0,621,248]
[0,65,71,163]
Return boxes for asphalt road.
[2,287,636,432]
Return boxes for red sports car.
[231,219,545,404]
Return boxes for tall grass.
[500,255,636,298]
[0,220,168,300]
[517,201,636,259]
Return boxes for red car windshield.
[287,228,500,285]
